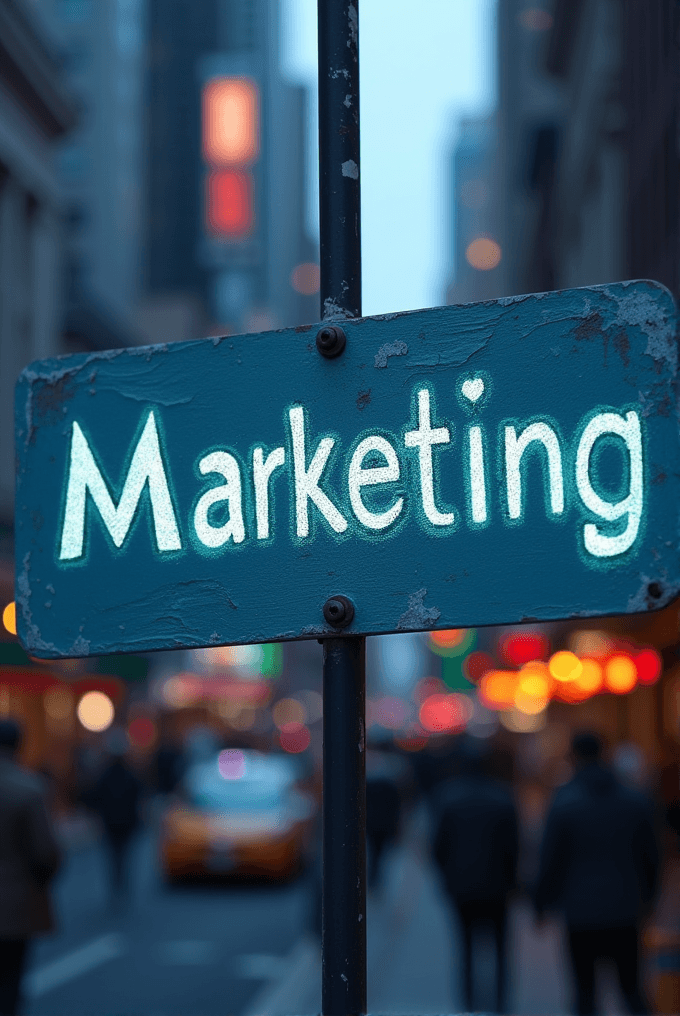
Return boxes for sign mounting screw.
[323,594,354,628]
[316,325,346,359]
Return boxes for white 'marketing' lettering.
[193,450,245,547]
[253,446,285,540]
[59,411,181,560]
[288,406,347,537]
[404,389,454,526]
[576,411,643,557]
[505,422,564,520]
[348,435,403,530]
[468,426,487,524]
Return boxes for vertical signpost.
[317,3,366,1013]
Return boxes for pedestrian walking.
[535,731,659,1016]
[366,765,402,890]
[432,738,518,1013]
[87,730,143,900]
[0,718,60,1016]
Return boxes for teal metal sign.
[14,281,680,658]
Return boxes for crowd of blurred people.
[0,709,678,1015]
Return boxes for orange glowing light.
[418,693,469,733]
[202,77,259,166]
[480,671,518,710]
[465,237,502,271]
[635,649,662,685]
[206,170,253,236]
[430,629,467,650]
[605,655,637,694]
[514,662,551,715]
[291,263,320,295]
[549,651,583,683]
[574,658,604,695]
[2,602,16,636]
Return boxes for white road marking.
[240,936,319,1016]
[25,933,126,998]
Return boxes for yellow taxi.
[160,748,315,882]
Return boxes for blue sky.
[281,0,496,317]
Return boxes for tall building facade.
[0,0,77,601]
[43,0,147,348]
[494,0,680,301]
[145,0,316,341]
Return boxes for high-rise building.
[0,0,78,604]
[444,114,501,306]
[495,0,678,300]
[144,0,316,341]
[44,0,147,348]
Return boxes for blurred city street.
[22,808,645,1016]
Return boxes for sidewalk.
[245,823,573,1016]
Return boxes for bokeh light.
[77,691,115,732]
[272,697,306,729]
[291,262,320,295]
[514,663,550,715]
[279,722,311,753]
[218,748,245,779]
[418,693,470,733]
[501,631,550,667]
[43,686,73,721]
[2,602,16,636]
[463,651,494,684]
[635,649,662,685]
[465,237,502,270]
[517,7,554,31]
[574,658,604,695]
[430,629,475,657]
[549,651,583,683]
[480,671,518,710]
[605,655,637,694]
[127,716,157,749]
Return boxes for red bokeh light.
[500,631,550,667]
[635,649,662,685]
[418,693,468,734]
[127,716,156,749]
[279,722,311,753]
[206,170,253,236]
[464,651,494,684]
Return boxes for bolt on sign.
[14,281,680,658]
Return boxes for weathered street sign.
[14,280,680,658]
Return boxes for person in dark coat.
[535,731,659,1016]
[366,770,402,890]
[432,739,518,1013]
[87,731,143,898]
[0,719,60,1016]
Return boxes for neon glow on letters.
[58,386,645,564]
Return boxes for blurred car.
[160,748,315,882]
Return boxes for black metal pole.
[318,0,361,321]
[317,3,366,1015]
[322,637,366,1015]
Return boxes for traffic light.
[202,76,259,239]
